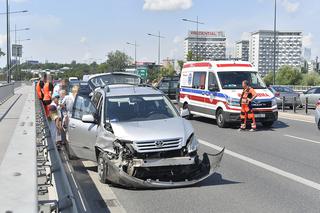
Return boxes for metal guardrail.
[0,83,14,104]
[36,94,79,212]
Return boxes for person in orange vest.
[36,73,46,101]
[43,75,54,117]
[239,80,257,131]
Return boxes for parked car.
[300,87,320,109]
[268,86,282,107]
[67,84,224,188]
[269,85,301,109]
[156,76,180,100]
[87,72,142,91]
[315,99,320,130]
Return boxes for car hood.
[110,117,193,144]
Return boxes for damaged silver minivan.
[67,84,224,188]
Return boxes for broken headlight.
[186,134,198,153]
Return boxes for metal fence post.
[293,97,296,113]
[305,97,308,114]
[282,96,285,112]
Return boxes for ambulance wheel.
[216,109,227,128]
[183,103,193,120]
[262,121,274,127]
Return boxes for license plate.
[255,114,265,118]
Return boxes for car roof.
[88,72,140,80]
[182,60,256,72]
[98,85,163,97]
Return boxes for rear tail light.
[275,92,280,97]
[317,100,320,109]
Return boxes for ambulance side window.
[208,72,219,91]
[193,72,206,90]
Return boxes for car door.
[203,72,219,116]
[189,71,206,113]
[310,88,320,108]
[302,88,316,108]
[68,94,98,161]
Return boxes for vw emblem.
[155,140,164,147]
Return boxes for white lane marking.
[70,172,79,189]
[198,139,320,191]
[278,115,314,123]
[66,161,72,172]
[77,190,88,212]
[284,134,320,144]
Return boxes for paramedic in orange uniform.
[36,73,46,101]
[43,75,54,117]
[239,80,257,131]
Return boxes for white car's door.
[68,94,98,161]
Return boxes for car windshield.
[90,74,141,88]
[217,71,266,89]
[105,95,178,122]
[273,86,294,93]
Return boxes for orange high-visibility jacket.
[43,82,52,101]
[36,81,43,100]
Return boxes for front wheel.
[216,109,227,128]
[262,121,274,127]
[97,152,108,184]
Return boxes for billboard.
[188,31,225,38]
[12,44,23,57]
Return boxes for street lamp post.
[182,16,204,61]
[1,0,28,83]
[6,0,11,83]
[273,0,277,85]
[147,32,164,65]
[126,41,138,69]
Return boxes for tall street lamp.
[182,16,204,61]
[273,0,277,85]
[1,0,28,83]
[126,41,138,69]
[147,32,164,65]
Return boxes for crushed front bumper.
[104,148,224,189]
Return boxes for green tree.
[159,64,176,77]
[263,71,275,86]
[187,51,193,61]
[276,65,302,85]
[301,72,320,86]
[177,60,184,72]
[106,50,132,71]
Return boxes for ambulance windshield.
[217,71,266,89]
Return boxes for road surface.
[66,115,320,213]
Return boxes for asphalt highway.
[67,115,320,213]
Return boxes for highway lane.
[68,116,320,213]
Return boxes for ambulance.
[178,61,278,128]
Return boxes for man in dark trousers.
[239,80,257,131]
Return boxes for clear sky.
[0,0,318,67]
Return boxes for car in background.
[67,84,224,188]
[315,99,320,130]
[268,86,282,107]
[269,85,301,109]
[87,72,142,91]
[300,87,320,109]
[69,77,79,82]
[156,76,180,100]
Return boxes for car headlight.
[227,97,240,107]
[186,134,198,153]
[272,98,277,106]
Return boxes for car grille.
[134,138,182,153]
[251,101,272,108]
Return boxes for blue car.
[315,99,320,130]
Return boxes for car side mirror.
[208,84,219,92]
[303,91,306,94]
[82,114,96,123]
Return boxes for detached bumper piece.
[105,148,224,189]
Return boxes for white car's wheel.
[98,152,108,184]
